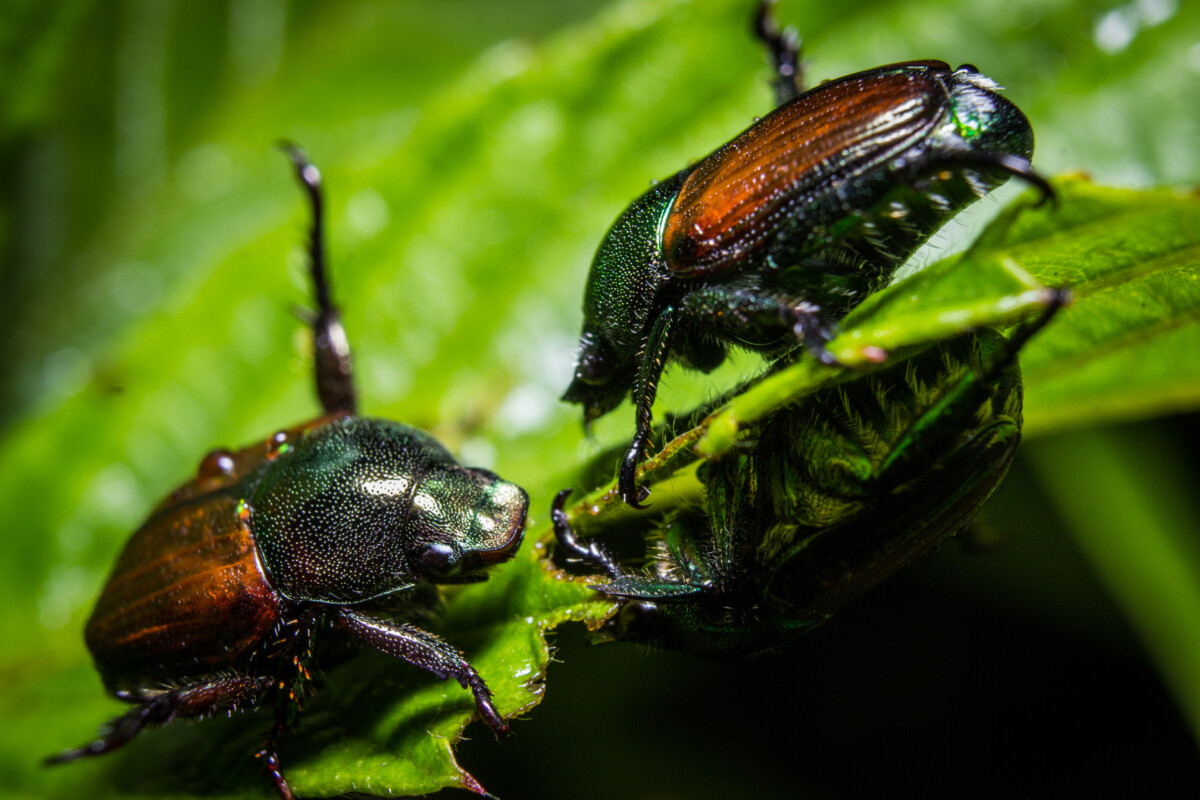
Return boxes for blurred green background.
[2,0,1199,797]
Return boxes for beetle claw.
[617,432,654,510]
[551,489,626,579]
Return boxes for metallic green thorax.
[592,329,1024,657]
[567,174,686,421]
[248,416,527,604]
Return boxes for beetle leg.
[788,304,839,365]
[255,607,320,800]
[677,285,839,365]
[552,492,714,600]
[978,286,1069,379]
[871,292,1067,490]
[280,142,358,415]
[754,0,804,104]
[550,489,623,579]
[335,608,510,738]
[46,675,272,763]
[895,149,1056,208]
[620,307,677,509]
[258,714,295,800]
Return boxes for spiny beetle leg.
[551,489,625,580]
[621,307,677,508]
[47,675,271,765]
[960,286,1068,395]
[754,0,804,104]
[257,715,295,800]
[676,285,840,366]
[335,608,510,738]
[280,142,357,416]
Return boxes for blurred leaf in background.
[2,0,1199,798]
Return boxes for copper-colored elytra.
[664,64,952,277]
[85,496,280,681]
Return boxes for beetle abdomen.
[85,493,281,690]
[762,330,1022,530]
[664,63,951,277]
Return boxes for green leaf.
[280,538,613,798]
[571,175,1200,757]
[4,0,1200,797]
[1026,427,1200,756]
[1000,178,1200,433]
[698,177,1200,455]
[696,191,1060,457]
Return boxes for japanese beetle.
[554,293,1065,657]
[48,147,529,800]
[563,1,1053,508]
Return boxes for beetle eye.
[419,543,462,578]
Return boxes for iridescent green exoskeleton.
[553,296,1064,657]
[562,1,1054,508]
[50,148,529,800]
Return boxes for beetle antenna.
[279,141,357,415]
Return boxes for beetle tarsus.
[789,308,839,366]
[897,148,1056,208]
[334,608,511,739]
[619,433,652,510]
[257,723,295,800]
[551,489,625,579]
[975,286,1070,386]
[464,670,511,739]
[987,152,1057,207]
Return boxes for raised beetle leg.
[280,142,358,415]
[620,307,677,509]
[335,608,510,738]
[618,430,653,509]
[754,0,804,104]
[551,489,623,579]
[46,675,271,764]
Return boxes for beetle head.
[250,417,527,603]
[562,172,685,426]
[562,328,630,425]
[407,467,529,583]
[943,65,1034,161]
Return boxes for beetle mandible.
[562,0,1054,508]
[48,147,529,800]
[554,293,1066,656]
